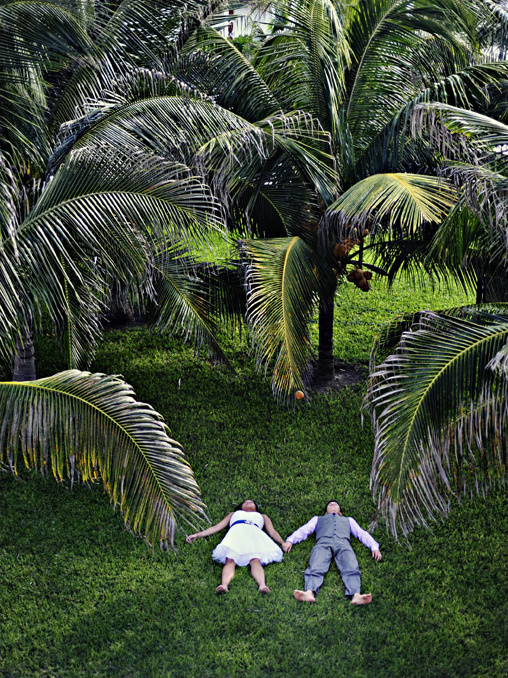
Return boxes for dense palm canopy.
[177,0,507,399]
[1,0,507,542]
[0,0,336,542]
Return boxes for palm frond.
[324,173,456,240]
[243,236,331,399]
[179,24,281,122]
[61,95,335,208]
[257,0,349,131]
[0,370,208,548]
[344,0,485,146]
[0,142,222,365]
[49,0,215,129]
[367,306,508,538]
[150,248,234,369]
[0,1,92,69]
[416,102,508,158]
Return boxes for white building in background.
[215,3,273,39]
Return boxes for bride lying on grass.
[186,499,289,594]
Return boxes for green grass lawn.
[1,278,507,678]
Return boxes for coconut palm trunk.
[13,326,36,381]
[316,280,337,384]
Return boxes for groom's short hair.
[324,500,342,513]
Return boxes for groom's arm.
[283,516,318,552]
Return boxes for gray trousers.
[304,536,361,597]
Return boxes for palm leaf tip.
[0,370,208,549]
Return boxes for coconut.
[363,271,372,280]
[333,243,347,258]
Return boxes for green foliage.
[1,278,505,678]
[0,371,207,549]
[367,305,508,537]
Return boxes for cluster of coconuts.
[332,230,372,291]
[346,267,372,291]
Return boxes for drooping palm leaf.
[0,1,92,68]
[244,236,332,399]
[0,142,223,365]
[49,0,215,129]
[324,172,456,240]
[66,95,337,208]
[413,104,508,278]
[367,306,508,538]
[0,370,208,548]
[179,23,281,123]
[150,247,234,369]
[422,102,508,152]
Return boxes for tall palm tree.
[0,0,335,541]
[0,0,229,545]
[181,0,507,399]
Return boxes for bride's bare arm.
[185,513,233,543]
[262,514,285,546]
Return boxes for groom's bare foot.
[216,584,228,595]
[259,585,270,594]
[294,589,316,602]
[351,592,372,605]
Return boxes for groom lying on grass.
[283,500,382,605]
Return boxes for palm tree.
[0,0,229,545]
[366,305,507,538]
[181,0,507,399]
[0,0,335,540]
[0,0,230,380]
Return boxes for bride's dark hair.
[234,500,260,512]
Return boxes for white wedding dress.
[212,510,284,567]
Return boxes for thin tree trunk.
[316,281,337,384]
[13,328,36,381]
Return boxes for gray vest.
[315,514,351,540]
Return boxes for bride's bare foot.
[294,589,316,602]
[259,585,270,594]
[216,584,228,595]
[351,592,372,605]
